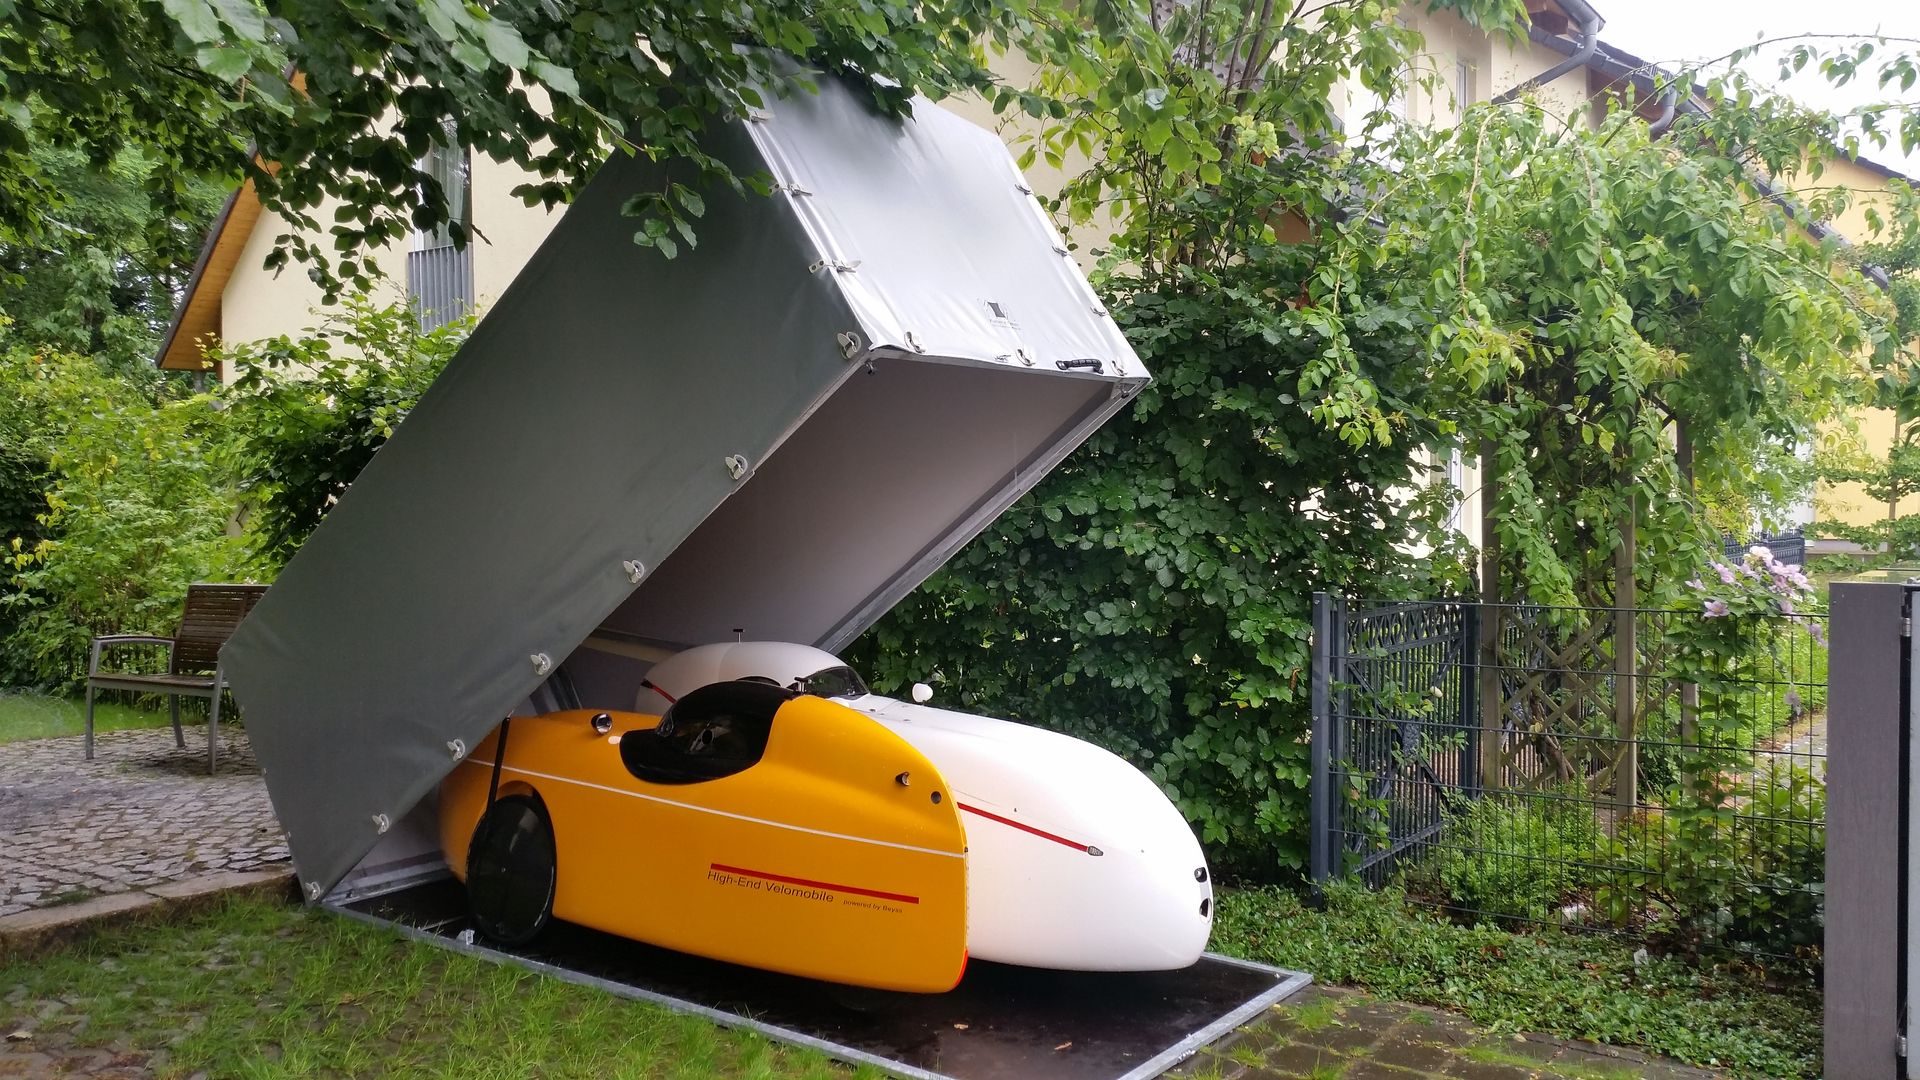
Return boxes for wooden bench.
[85,583,268,772]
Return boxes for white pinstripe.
[459,758,966,860]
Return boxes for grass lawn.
[0,689,185,744]
[0,895,872,1079]
[1212,883,1820,1079]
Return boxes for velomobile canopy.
[223,70,1149,897]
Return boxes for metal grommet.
[372,813,391,835]
[725,454,750,480]
[903,331,926,353]
[530,653,553,676]
[447,739,467,759]
[304,881,323,901]
[837,331,864,359]
[622,559,646,584]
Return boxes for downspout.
[1492,9,1602,105]
[1647,84,1678,137]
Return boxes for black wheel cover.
[465,794,557,945]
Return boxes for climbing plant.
[1299,96,1891,610]
[861,6,1907,876]
[853,0,1525,875]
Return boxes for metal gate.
[1308,594,1478,886]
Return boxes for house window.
[1455,58,1476,113]
[408,130,474,331]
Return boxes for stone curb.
[0,868,297,962]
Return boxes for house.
[166,1,1909,558]
[153,1,1610,385]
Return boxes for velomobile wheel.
[465,794,556,945]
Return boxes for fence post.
[1477,442,1504,790]
[1612,496,1638,819]
[1824,582,1908,1080]
[1309,591,1335,897]
[1461,602,1482,796]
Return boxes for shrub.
[214,295,471,570]
[1213,883,1821,1078]
[1596,549,1829,957]
[0,344,242,686]
[1419,788,1604,920]
[1596,765,1824,957]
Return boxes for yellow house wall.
[1398,8,1494,128]
[1824,155,1899,245]
[1818,406,1910,528]
[220,170,561,365]
[220,199,404,350]
[218,86,564,377]
[1488,33,1592,125]
[467,152,565,308]
[1809,156,1914,531]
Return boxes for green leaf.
[475,17,531,71]
[196,44,254,82]
[159,0,223,43]
[208,0,267,42]
[528,60,580,98]
[673,185,705,219]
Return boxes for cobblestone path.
[0,729,287,917]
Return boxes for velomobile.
[441,642,1213,993]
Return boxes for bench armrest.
[89,636,175,675]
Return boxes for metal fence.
[1724,529,1807,567]
[1310,594,1827,959]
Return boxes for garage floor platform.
[331,878,1310,1080]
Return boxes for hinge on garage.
[1906,614,1913,639]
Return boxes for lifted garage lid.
[223,71,1149,898]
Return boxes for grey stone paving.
[1173,985,1729,1079]
[0,729,287,917]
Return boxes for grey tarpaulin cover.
[224,72,1150,898]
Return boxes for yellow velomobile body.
[439,684,969,992]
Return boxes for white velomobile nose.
[854,696,1214,971]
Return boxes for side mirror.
[911,683,933,704]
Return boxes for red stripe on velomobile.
[957,802,1095,853]
[709,863,920,905]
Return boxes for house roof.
[1547,33,1912,184]
[154,179,263,371]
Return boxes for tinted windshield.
[795,665,868,699]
